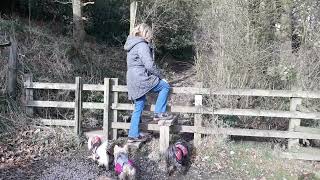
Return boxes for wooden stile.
[23,77,320,160]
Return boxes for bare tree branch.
[0,42,11,48]
[83,2,95,6]
[53,0,72,5]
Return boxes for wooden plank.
[192,127,320,139]
[280,152,320,161]
[112,79,119,140]
[112,103,211,114]
[83,102,104,109]
[24,82,320,98]
[40,119,75,126]
[173,88,320,98]
[83,84,104,91]
[112,85,128,92]
[26,101,74,108]
[295,126,320,134]
[112,103,320,119]
[214,108,320,120]
[103,78,111,139]
[288,97,302,149]
[74,77,82,135]
[112,122,159,131]
[111,85,320,98]
[24,74,34,116]
[24,82,75,90]
[194,82,203,146]
[24,82,104,91]
[159,125,170,155]
[111,122,320,139]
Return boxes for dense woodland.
[1,0,320,179]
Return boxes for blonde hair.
[131,23,153,42]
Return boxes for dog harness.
[175,142,188,163]
[114,153,134,175]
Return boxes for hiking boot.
[153,112,174,121]
[127,135,148,143]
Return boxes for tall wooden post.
[8,36,17,99]
[194,82,203,146]
[74,77,83,135]
[288,97,302,149]
[72,0,85,49]
[25,74,34,116]
[103,78,111,140]
[130,0,138,33]
[112,78,119,140]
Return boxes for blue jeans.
[128,80,170,138]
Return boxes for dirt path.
[1,142,231,180]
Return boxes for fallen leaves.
[0,126,80,170]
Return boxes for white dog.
[114,145,136,180]
[88,136,111,169]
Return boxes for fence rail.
[24,75,320,160]
[25,82,320,98]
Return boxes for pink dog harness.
[175,142,188,163]
[114,153,134,175]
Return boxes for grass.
[195,136,320,179]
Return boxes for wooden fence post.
[74,77,82,135]
[159,125,170,155]
[25,74,34,116]
[288,97,302,149]
[103,78,111,140]
[194,82,203,146]
[8,36,17,99]
[112,78,119,140]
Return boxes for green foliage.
[222,115,240,128]
[137,0,198,54]
[0,18,25,34]
[86,0,129,44]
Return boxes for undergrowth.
[195,136,320,179]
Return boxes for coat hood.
[124,36,146,51]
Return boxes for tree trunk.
[72,0,85,49]
[8,36,17,100]
[130,0,138,33]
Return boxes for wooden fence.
[24,75,320,160]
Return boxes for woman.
[124,23,173,142]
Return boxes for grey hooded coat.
[124,36,163,100]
